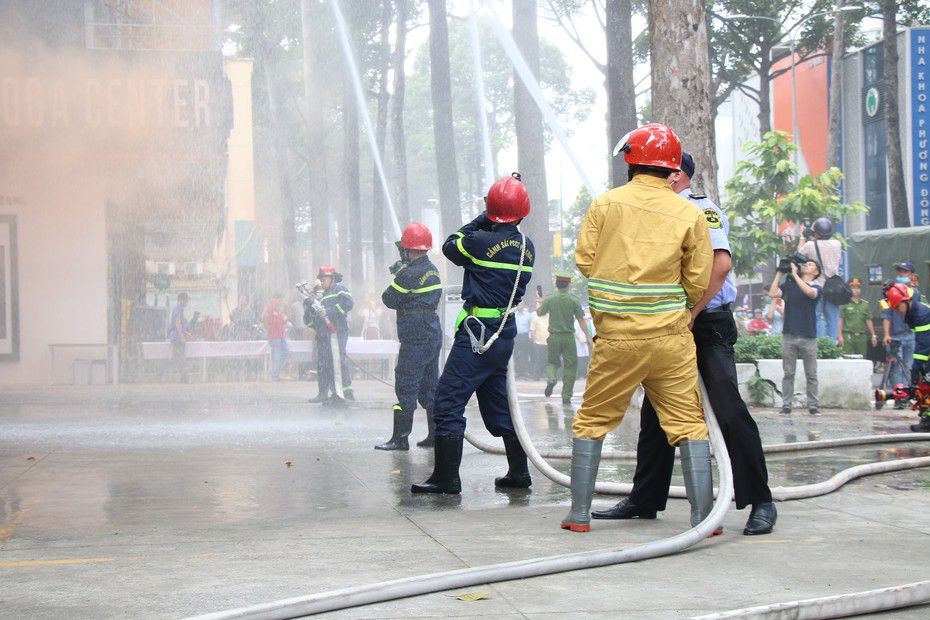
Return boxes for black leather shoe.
[308,393,329,403]
[591,498,657,520]
[743,501,777,535]
[544,381,556,397]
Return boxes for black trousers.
[628,311,772,510]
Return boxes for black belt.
[699,303,733,315]
[397,307,435,317]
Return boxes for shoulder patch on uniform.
[689,193,707,200]
[702,207,722,229]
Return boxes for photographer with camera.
[768,253,823,415]
[798,217,842,341]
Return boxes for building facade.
[0,0,256,384]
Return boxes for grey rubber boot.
[494,435,532,488]
[416,410,436,448]
[679,439,714,527]
[560,438,603,532]
[375,405,413,451]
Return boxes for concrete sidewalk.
[1,378,929,619]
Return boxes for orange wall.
[771,53,830,177]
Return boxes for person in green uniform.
[536,272,594,404]
[838,278,877,357]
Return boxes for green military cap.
[555,271,572,283]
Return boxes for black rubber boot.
[911,416,930,432]
[375,406,413,451]
[495,435,532,488]
[416,410,436,448]
[411,435,463,494]
[308,387,330,403]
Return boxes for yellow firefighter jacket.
[575,174,712,340]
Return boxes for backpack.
[812,241,853,305]
[822,275,853,305]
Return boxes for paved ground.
[2,375,929,619]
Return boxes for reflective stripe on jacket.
[575,174,712,340]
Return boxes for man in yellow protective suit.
[561,123,713,533]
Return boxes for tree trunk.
[512,0,551,289]
[826,0,846,170]
[426,0,462,242]
[392,0,410,224]
[300,0,331,270]
[607,0,637,188]
[372,0,392,279]
[343,73,361,290]
[756,51,774,139]
[883,0,910,227]
[649,0,718,203]
[262,42,301,287]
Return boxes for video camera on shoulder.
[777,252,810,274]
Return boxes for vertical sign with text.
[911,27,930,226]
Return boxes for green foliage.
[734,334,845,362]
[815,336,844,360]
[724,131,868,279]
[734,334,784,362]
[555,184,592,269]
[746,372,775,405]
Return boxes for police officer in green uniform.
[838,278,877,357]
[536,272,594,404]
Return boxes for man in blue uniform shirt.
[591,152,777,536]
[412,173,535,494]
[376,223,443,451]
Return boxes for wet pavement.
[2,376,930,619]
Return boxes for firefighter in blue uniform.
[375,223,443,451]
[411,173,535,494]
[308,266,355,403]
[883,282,930,432]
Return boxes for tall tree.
[300,0,331,270]
[426,0,462,241]
[882,0,910,228]
[649,0,718,202]
[607,0,637,187]
[825,0,848,169]
[391,0,411,224]
[371,0,393,274]
[541,0,640,188]
[513,0,552,289]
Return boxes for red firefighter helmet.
[486,174,531,223]
[613,123,682,170]
[885,283,914,309]
[400,222,432,250]
[317,265,337,278]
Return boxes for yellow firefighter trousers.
[572,331,707,445]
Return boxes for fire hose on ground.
[187,364,930,619]
[186,368,733,620]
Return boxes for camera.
[777,252,810,274]
[801,218,813,239]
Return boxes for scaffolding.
[85,0,218,51]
